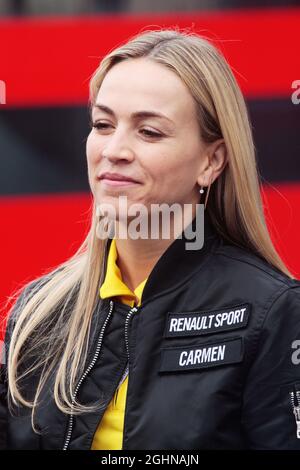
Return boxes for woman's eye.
[141,129,162,138]
[91,122,111,130]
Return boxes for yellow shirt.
[91,238,147,450]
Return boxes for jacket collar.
[102,208,221,306]
[99,237,147,304]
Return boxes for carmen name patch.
[159,337,244,372]
[164,303,250,338]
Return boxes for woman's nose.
[101,130,135,163]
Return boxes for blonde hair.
[3,27,296,432]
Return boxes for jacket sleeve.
[0,279,41,449]
[242,284,300,449]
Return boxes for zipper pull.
[290,391,300,439]
[294,407,300,439]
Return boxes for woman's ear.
[210,139,227,181]
[197,139,227,187]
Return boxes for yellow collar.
[99,238,147,307]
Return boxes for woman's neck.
[113,206,199,292]
[115,236,174,292]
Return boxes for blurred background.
[0,0,299,336]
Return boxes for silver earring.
[199,186,204,194]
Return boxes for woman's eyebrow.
[92,103,175,126]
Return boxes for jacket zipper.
[121,305,138,448]
[125,306,138,360]
[62,299,114,450]
[290,389,300,439]
[114,306,139,407]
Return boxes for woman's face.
[86,57,210,222]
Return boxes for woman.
[1,28,300,450]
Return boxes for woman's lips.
[100,178,140,187]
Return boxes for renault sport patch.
[164,303,250,337]
[159,337,244,372]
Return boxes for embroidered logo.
[159,337,244,372]
[164,303,250,338]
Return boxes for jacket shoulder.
[212,241,299,290]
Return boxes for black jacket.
[1,213,300,450]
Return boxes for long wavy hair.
[2,27,296,432]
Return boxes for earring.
[199,181,212,210]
